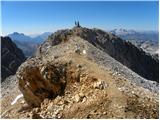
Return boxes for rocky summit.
[1,37,26,81]
[1,27,159,119]
[39,27,159,81]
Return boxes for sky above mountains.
[1,1,158,35]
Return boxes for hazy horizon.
[1,1,159,36]
[3,28,159,37]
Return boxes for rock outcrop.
[1,37,26,81]
[73,27,159,81]
[39,27,159,82]
[17,58,67,107]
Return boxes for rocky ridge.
[1,27,159,119]
[40,27,159,81]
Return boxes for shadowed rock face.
[1,37,26,81]
[40,27,158,82]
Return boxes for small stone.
[93,80,108,90]
[82,96,87,103]
[54,96,62,103]
[74,94,81,102]
[83,50,86,54]
[56,112,63,119]
[74,92,85,103]
[47,102,54,111]
[26,81,30,86]
[57,100,63,105]
[118,87,124,91]
[103,111,107,115]
[131,91,135,94]
[79,92,85,98]
[20,100,25,104]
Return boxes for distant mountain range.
[31,32,52,43]
[110,28,158,42]
[8,32,52,43]
[109,29,159,56]
[7,32,52,57]
[110,28,137,36]
[6,29,158,57]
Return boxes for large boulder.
[17,57,67,107]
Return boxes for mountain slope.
[7,32,52,57]
[110,29,159,56]
[13,40,39,58]
[110,29,158,42]
[32,32,52,43]
[1,27,158,119]
[8,32,37,57]
[1,37,26,81]
[40,27,158,81]
[8,32,52,43]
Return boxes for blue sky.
[1,1,159,35]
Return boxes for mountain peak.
[12,32,25,36]
[40,27,158,81]
[110,28,137,35]
[13,32,19,35]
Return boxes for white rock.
[83,50,86,54]
[82,97,87,103]
[118,88,122,91]
[20,100,25,104]
[26,81,30,86]
[74,94,80,102]
[74,93,85,102]
[40,66,46,74]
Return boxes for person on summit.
[75,21,80,27]
[77,21,80,27]
[75,21,77,26]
